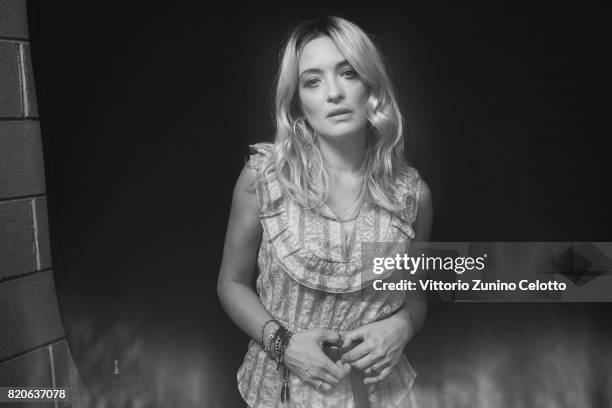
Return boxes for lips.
[327,108,352,118]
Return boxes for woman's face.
[297,36,369,140]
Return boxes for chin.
[320,124,365,139]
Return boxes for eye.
[341,69,358,79]
[303,77,321,88]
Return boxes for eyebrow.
[299,60,352,79]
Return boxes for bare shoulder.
[418,178,432,212]
[414,178,433,242]
[226,163,261,240]
[234,163,257,197]
[226,163,260,228]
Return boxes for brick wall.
[0,1,84,407]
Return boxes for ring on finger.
[368,359,391,376]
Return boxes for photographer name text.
[372,279,567,292]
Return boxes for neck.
[317,129,368,174]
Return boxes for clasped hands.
[282,315,413,391]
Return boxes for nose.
[326,79,344,103]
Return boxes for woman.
[217,16,432,408]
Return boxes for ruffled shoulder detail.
[247,146,421,293]
[247,143,283,216]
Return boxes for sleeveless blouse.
[237,144,422,408]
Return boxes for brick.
[21,43,38,118]
[0,270,65,361]
[0,400,54,408]
[0,121,46,199]
[32,197,52,270]
[0,399,54,408]
[0,347,54,408]
[0,41,23,117]
[0,199,36,280]
[0,346,52,386]
[0,0,29,39]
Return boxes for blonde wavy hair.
[255,16,412,212]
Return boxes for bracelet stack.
[259,319,294,402]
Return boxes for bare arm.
[216,164,269,343]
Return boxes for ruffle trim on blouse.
[247,144,421,294]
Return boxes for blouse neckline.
[319,200,367,223]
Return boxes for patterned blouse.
[237,144,422,408]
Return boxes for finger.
[315,371,341,387]
[309,345,345,380]
[364,358,392,376]
[363,366,392,384]
[351,352,385,371]
[336,360,351,377]
[309,377,334,392]
[321,358,345,380]
[340,341,370,364]
[341,328,366,348]
[317,329,342,345]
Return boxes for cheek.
[353,86,370,120]
[347,82,369,109]
[298,91,322,119]
[357,85,369,107]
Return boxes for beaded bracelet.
[260,321,294,402]
[266,322,283,355]
[270,324,287,363]
[277,327,293,367]
[259,319,277,349]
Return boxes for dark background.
[27,1,610,407]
